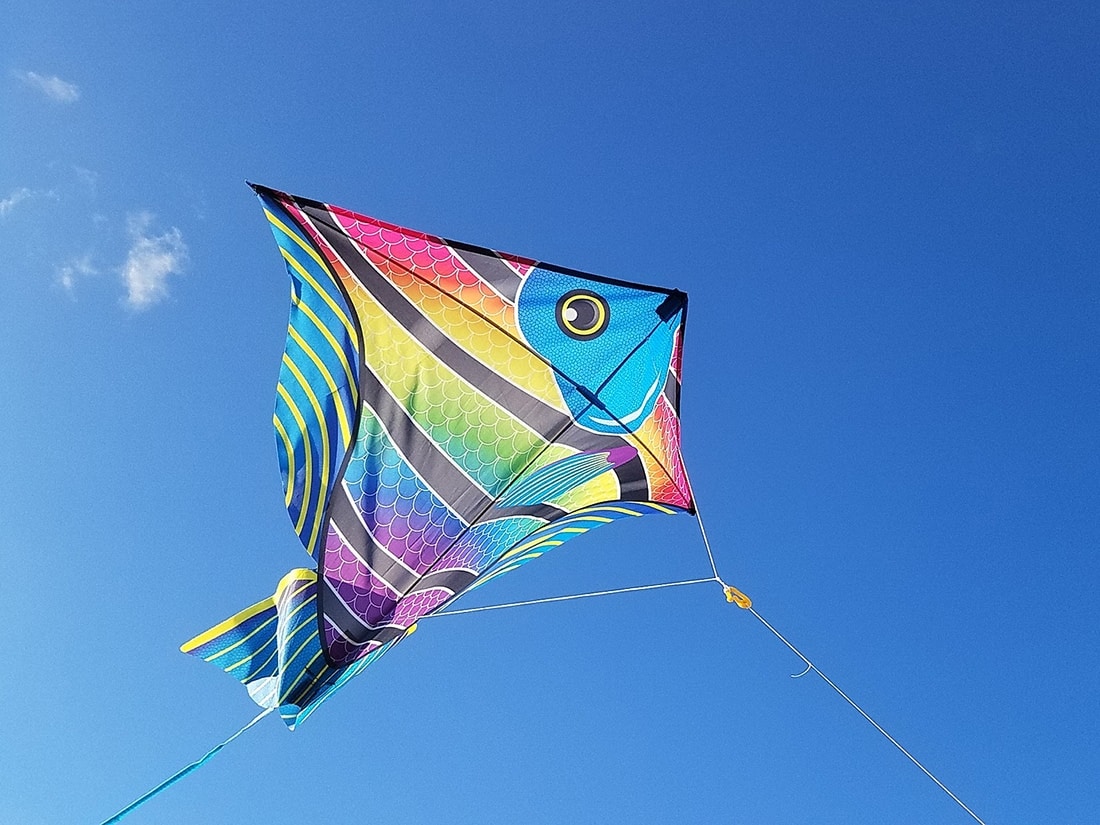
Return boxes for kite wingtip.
[246,181,285,198]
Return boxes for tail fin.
[182,568,399,728]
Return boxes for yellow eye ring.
[556,291,609,339]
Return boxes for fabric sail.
[182,185,694,727]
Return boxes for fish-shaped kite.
[183,185,694,727]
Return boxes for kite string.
[426,577,716,618]
[99,706,274,825]
[744,606,988,825]
[682,473,988,825]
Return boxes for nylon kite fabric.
[183,185,693,727]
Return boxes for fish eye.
[556,290,609,339]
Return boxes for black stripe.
[358,365,485,522]
[327,487,420,593]
[323,566,480,648]
[409,567,478,596]
[451,246,522,302]
[359,365,566,524]
[662,369,681,414]
[614,454,651,501]
[321,587,408,647]
[321,583,394,645]
[301,202,625,455]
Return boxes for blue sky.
[2,2,1098,823]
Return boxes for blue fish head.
[516,267,684,434]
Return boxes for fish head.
[516,266,684,434]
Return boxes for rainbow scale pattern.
[184,185,694,726]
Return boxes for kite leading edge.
[181,184,695,728]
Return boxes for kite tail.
[182,568,337,728]
[99,707,273,824]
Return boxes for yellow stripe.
[265,208,336,285]
[280,637,327,701]
[281,647,328,702]
[275,569,317,596]
[589,505,650,517]
[180,597,275,653]
[202,612,278,663]
[500,526,589,562]
[281,595,320,642]
[287,325,352,444]
[245,639,282,678]
[265,208,357,337]
[276,382,315,536]
[278,245,356,342]
[501,534,553,561]
[273,414,296,508]
[183,571,315,656]
[282,628,320,672]
[222,631,279,674]
[479,563,521,583]
[291,297,357,395]
[296,658,338,701]
[281,353,331,551]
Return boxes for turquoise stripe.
[261,193,360,559]
[473,502,679,589]
[273,391,310,538]
[498,452,613,506]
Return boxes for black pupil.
[572,299,599,330]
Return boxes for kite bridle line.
[424,473,990,825]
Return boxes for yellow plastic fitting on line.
[724,585,752,609]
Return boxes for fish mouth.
[587,373,663,428]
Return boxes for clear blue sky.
[2,3,1098,823]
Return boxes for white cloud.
[120,212,187,310]
[0,187,57,217]
[0,188,33,216]
[56,253,98,294]
[16,70,80,103]
[74,166,99,190]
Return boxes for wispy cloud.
[0,187,57,217]
[16,70,80,103]
[56,253,98,295]
[74,166,99,190]
[120,212,187,310]
[0,188,34,216]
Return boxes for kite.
[181,184,695,728]
[103,186,988,825]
